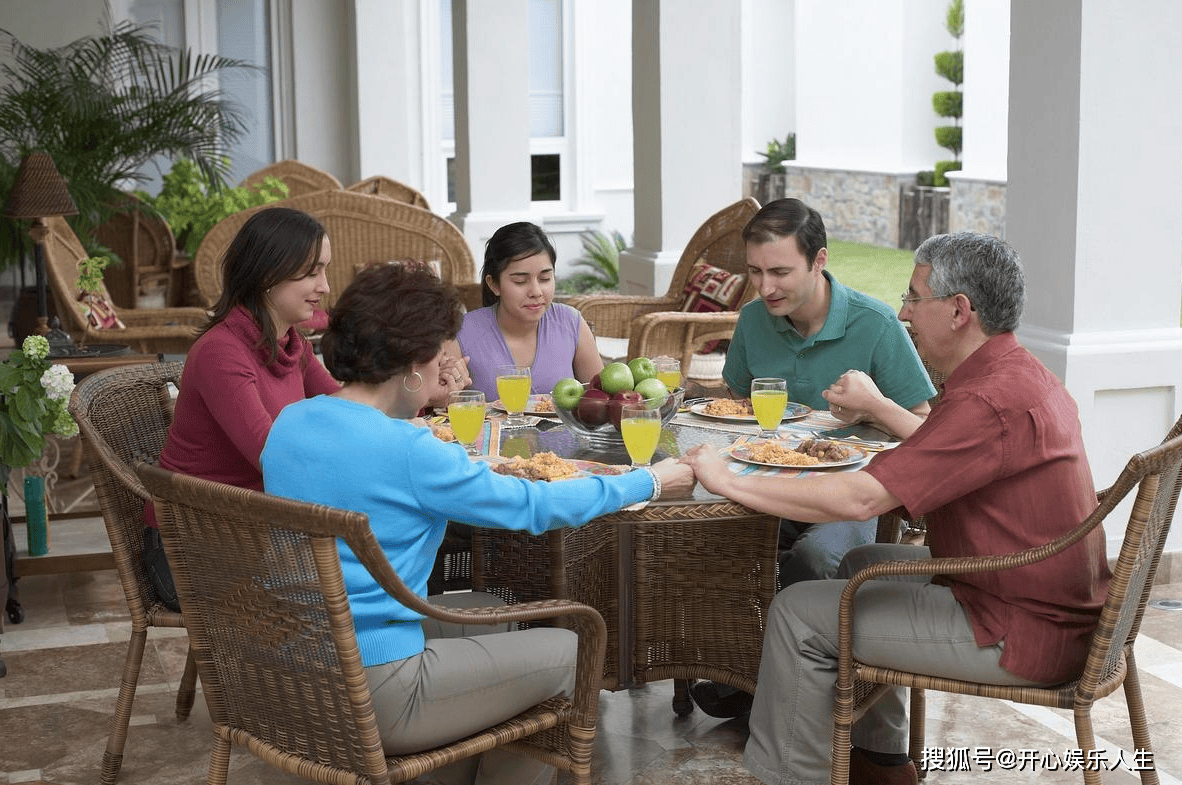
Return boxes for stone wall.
[948,175,1008,238]
[745,162,1008,248]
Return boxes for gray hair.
[914,232,1026,334]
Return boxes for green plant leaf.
[934,51,963,85]
[932,91,962,119]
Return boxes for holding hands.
[649,457,696,500]
[429,340,473,408]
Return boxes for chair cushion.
[682,261,747,314]
[682,261,746,353]
[77,288,126,330]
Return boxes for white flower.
[22,334,50,361]
[40,364,75,400]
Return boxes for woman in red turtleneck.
[143,207,340,608]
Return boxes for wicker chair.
[93,196,180,309]
[566,197,761,373]
[191,190,480,311]
[67,362,199,785]
[345,175,431,210]
[238,159,342,197]
[831,414,1182,785]
[136,463,607,785]
[42,216,207,354]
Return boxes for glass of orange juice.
[495,364,532,428]
[620,402,662,467]
[448,389,486,455]
[654,357,682,390]
[751,377,788,439]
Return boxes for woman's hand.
[679,444,733,498]
[650,457,695,499]
[822,369,886,423]
[428,346,472,408]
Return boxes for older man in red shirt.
[683,232,1109,785]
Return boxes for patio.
[1,564,1180,784]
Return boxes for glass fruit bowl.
[553,383,684,446]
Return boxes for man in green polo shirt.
[691,197,935,718]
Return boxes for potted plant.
[0,21,257,273]
[753,133,796,204]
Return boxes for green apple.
[634,377,669,407]
[599,361,635,395]
[628,356,658,385]
[551,377,585,410]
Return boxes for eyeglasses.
[900,293,954,306]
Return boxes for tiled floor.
[1,557,1181,785]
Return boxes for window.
[439,0,568,205]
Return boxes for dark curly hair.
[321,263,463,384]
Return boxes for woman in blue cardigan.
[262,263,692,785]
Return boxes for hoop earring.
[402,372,424,393]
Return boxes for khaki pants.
[366,591,576,785]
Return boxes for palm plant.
[561,229,625,294]
[0,20,257,271]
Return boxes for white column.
[793,0,947,173]
[955,0,1009,182]
[448,0,533,252]
[620,0,743,296]
[1008,0,1182,556]
[354,0,429,190]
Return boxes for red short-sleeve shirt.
[864,333,1110,684]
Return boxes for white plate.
[473,454,628,480]
[689,399,812,423]
[724,439,868,469]
[489,394,559,417]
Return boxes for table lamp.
[3,151,80,337]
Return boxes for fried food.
[704,398,754,417]
[492,451,579,481]
[747,441,821,466]
[430,423,456,442]
[796,439,853,462]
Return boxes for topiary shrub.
[927,0,963,187]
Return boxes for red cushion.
[682,261,746,353]
[77,289,126,330]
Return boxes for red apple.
[577,388,611,426]
[590,372,603,391]
[608,390,644,431]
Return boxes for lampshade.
[4,151,79,219]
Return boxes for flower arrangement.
[0,335,79,469]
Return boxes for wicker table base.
[472,420,780,696]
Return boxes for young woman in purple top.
[457,222,602,399]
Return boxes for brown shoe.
[849,747,918,785]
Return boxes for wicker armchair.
[566,197,760,372]
[137,463,608,785]
[191,190,480,311]
[832,414,1182,785]
[345,175,431,210]
[43,217,207,354]
[93,196,180,309]
[67,362,199,785]
[238,158,342,197]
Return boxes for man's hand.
[679,443,735,497]
[822,369,887,423]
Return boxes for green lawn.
[825,239,915,310]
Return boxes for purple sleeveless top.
[458,302,583,399]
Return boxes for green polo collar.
[773,270,849,348]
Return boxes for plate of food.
[489,394,559,417]
[725,438,868,469]
[689,398,812,422]
[475,452,629,481]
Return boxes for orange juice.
[496,374,531,414]
[751,389,788,431]
[448,401,485,445]
[621,417,662,465]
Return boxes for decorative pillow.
[77,288,126,330]
[682,261,747,353]
[355,258,443,279]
